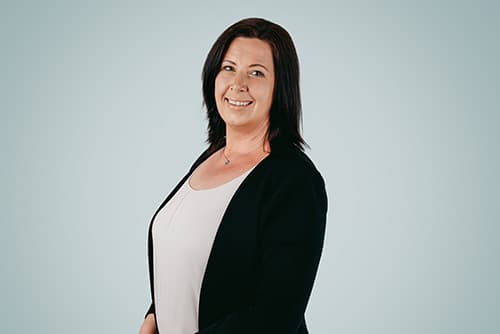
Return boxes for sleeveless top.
[152,167,255,334]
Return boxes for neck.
[224,123,270,155]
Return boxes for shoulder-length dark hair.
[202,17,306,154]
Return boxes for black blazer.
[146,143,328,333]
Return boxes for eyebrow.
[222,59,270,72]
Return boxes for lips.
[224,97,253,107]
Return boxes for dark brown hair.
[202,17,306,153]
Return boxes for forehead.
[223,37,274,68]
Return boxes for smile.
[225,97,253,107]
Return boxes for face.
[214,37,275,133]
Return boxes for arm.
[197,168,328,333]
[139,303,156,334]
[139,313,157,334]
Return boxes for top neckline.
[186,146,274,192]
[187,165,256,192]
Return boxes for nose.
[230,71,248,92]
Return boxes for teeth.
[227,98,251,107]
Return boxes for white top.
[152,167,254,334]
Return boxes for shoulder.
[188,147,213,173]
[267,144,325,186]
[259,145,327,212]
[259,145,328,230]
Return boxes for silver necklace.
[222,146,231,165]
[222,144,269,166]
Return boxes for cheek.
[214,74,230,95]
[261,83,274,106]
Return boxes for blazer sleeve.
[196,166,328,333]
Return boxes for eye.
[221,65,234,72]
[249,70,265,77]
[251,70,265,77]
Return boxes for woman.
[139,18,328,334]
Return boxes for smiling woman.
[139,18,328,334]
[215,37,275,133]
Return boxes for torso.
[189,146,270,190]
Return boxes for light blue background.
[2,1,499,333]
